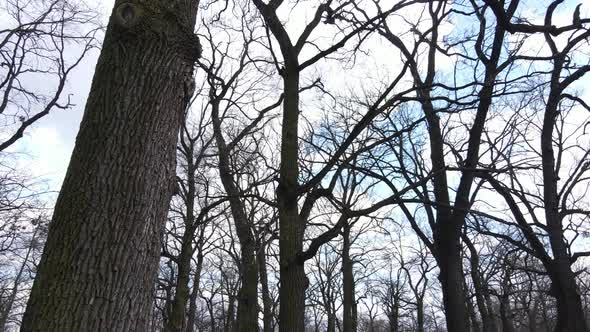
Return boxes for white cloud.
[14,126,73,191]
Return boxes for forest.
[1,0,590,331]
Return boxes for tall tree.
[21,1,202,330]
[199,10,281,328]
[164,108,222,332]
[477,2,590,330]
[353,1,525,330]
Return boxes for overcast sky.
[9,0,589,194]
[9,1,115,190]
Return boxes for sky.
[7,1,115,191]
[6,0,589,196]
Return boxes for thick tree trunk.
[542,88,588,332]
[551,265,588,332]
[21,2,200,331]
[277,70,306,332]
[435,234,470,332]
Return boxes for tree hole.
[115,3,141,28]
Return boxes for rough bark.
[21,1,200,331]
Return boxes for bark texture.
[21,1,200,331]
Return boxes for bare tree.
[197,3,281,329]
[162,105,225,332]
[21,1,203,330]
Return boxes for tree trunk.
[224,295,236,332]
[235,246,259,332]
[416,298,425,332]
[166,233,195,332]
[167,109,210,332]
[20,2,200,331]
[388,299,400,332]
[211,98,259,332]
[207,297,217,332]
[186,252,204,332]
[499,265,515,332]
[499,294,515,332]
[542,86,588,332]
[327,314,336,332]
[258,242,274,332]
[250,2,307,330]
[551,265,588,332]
[435,232,470,332]
[464,235,496,332]
[342,222,357,332]
[466,293,481,332]
[277,73,306,332]
[167,146,197,332]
